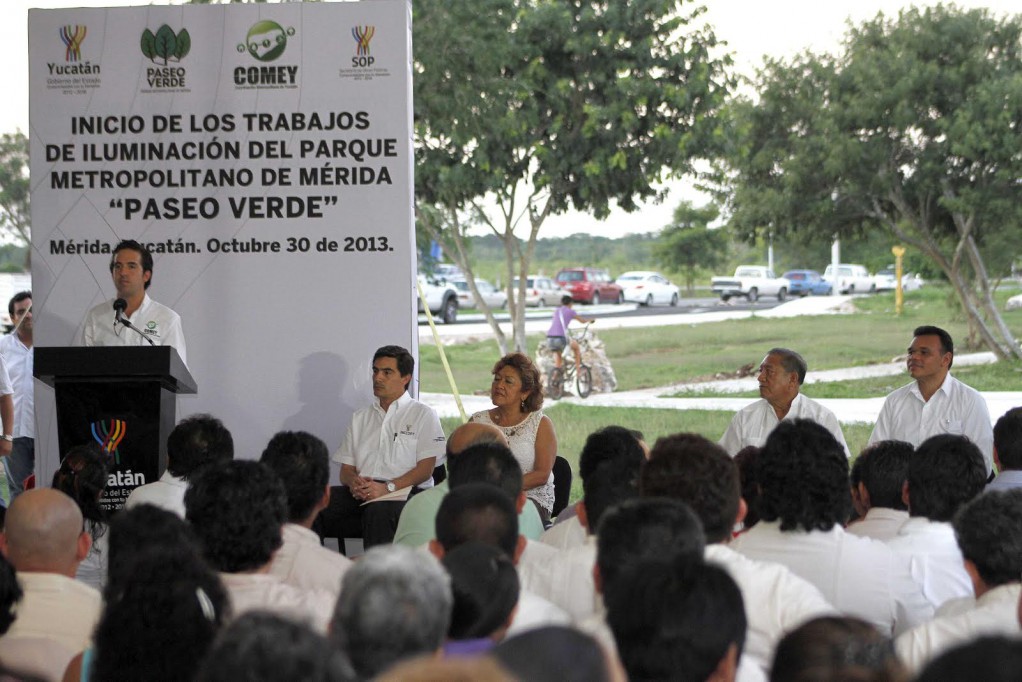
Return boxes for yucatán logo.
[91,419,126,464]
[234,20,298,89]
[141,25,191,91]
[351,26,374,68]
[49,25,98,76]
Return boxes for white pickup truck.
[417,275,459,324]
[711,266,790,302]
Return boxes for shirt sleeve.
[962,392,994,473]
[0,355,12,396]
[719,413,744,456]
[333,417,358,467]
[162,314,188,367]
[415,406,446,463]
[868,397,893,446]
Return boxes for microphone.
[112,298,155,346]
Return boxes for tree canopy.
[655,201,725,293]
[0,132,30,268]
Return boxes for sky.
[7,0,1018,239]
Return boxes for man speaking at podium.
[76,240,187,365]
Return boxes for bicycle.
[547,322,593,400]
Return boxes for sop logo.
[351,26,375,68]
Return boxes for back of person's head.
[493,626,614,682]
[770,616,905,682]
[447,442,523,499]
[377,656,514,682]
[596,497,705,593]
[441,542,519,641]
[51,443,108,536]
[759,419,851,531]
[1,488,85,574]
[915,636,1022,682]
[581,454,641,535]
[167,414,234,480]
[640,433,739,543]
[605,557,745,682]
[197,612,354,682]
[92,542,229,682]
[446,422,507,459]
[0,553,21,635]
[107,504,204,589]
[994,407,1022,470]
[908,434,987,521]
[260,430,330,523]
[331,544,452,679]
[435,483,518,557]
[185,460,287,573]
[734,445,763,529]
[855,440,913,510]
[578,425,646,483]
[953,489,1022,590]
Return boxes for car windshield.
[618,274,642,282]
[735,267,761,277]
[557,271,583,282]
[784,272,805,280]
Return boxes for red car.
[555,268,624,305]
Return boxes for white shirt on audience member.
[539,511,586,551]
[518,535,598,623]
[506,589,572,637]
[219,572,334,634]
[719,393,849,457]
[1,572,101,652]
[885,517,973,611]
[845,507,909,543]
[268,523,352,597]
[124,470,189,517]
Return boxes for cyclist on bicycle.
[546,295,594,370]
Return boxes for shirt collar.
[374,391,412,415]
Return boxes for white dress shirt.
[731,521,932,636]
[518,535,598,623]
[846,507,909,542]
[987,470,1022,493]
[895,583,1022,673]
[124,470,189,517]
[2,572,101,652]
[506,588,572,637]
[539,512,587,551]
[885,517,973,611]
[78,294,188,366]
[268,523,352,597]
[869,374,993,473]
[719,393,849,457]
[219,572,335,634]
[0,333,32,438]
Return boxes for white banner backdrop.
[29,1,416,485]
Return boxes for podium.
[35,347,196,511]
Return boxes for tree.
[655,201,725,294]
[718,6,1022,360]
[415,0,732,353]
[0,132,30,269]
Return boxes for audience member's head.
[770,616,906,682]
[0,553,21,635]
[952,489,1022,596]
[185,460,287,573]
[758,419,851,531]
[580,455,640,535]
[446,422,507,459]
[106,503,205,591]
[915,636,1022,682]
[852,440,913,514]
[260,430,331,525]
[606,558,745,682]
[377,656,514,682]
[51,443,109,541]
[641,433,740,543]
[0,489,91,576]
[447,442,523,500]
[577,425,646,483]
[166,413,234,480]
[734,445,763,529]
[993,407,1022,472]
[493,626,618,682]
[197,612,354,682]
[330,544,452,679]
[433,483,519,560]
[442,542,519,642]
[907,434,987,521]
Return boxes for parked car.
[711,265,790,302]
[873,267,924,292]
[417,274,459,323]
[616,271,680,306]
[823,264,874,294]
[555,267,624,305]
[782,270,832,297]
[511,276,572,307]
[451,278,507,309]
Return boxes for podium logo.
[91,419,127,464]
[141,25,191,65]
[351,26,375,68]
[60,25,87,62]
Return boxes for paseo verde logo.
[141,25,191,65]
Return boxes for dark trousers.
[316,485,408,552]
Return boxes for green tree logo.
[141,25,191,65]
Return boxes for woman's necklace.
[492,409,523,438]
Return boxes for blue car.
[782,270,832,297]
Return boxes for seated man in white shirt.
[640,433,836,675]
[731,419,932,636]
[847,440,912,541]
[988,407,1022,492]
[125,413,234,517]
[185,460,334,633]
[260,431,352,597]
[887,434,987,611]
[896,489,1022,673]
[720,348,848,457]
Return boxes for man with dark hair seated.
[731,419,931,636]
[988,407,1022,492]
[640,433,834,675]
[896,489,1022,673]
[886,434,988,611]
[126,413,234,517]
[846,439,913,541]
[185,460,334,632]
[261,431,351,596]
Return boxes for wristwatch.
[385,480,396,493]
[0,435,12,442]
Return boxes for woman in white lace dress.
[470,353,558,524]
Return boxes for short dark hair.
[908,434,987,521]
[578,425,646,483]
[596,497,705,590]
[771,616,904,682]
[734,445,763,529]
[605,558,745,682]
[7,291,30,318]
[560,295,573,306]
[854,440,913,510]
[953,489,1022,588]
[111,239,154,289]
[447,442,522,499]
[916,636,1022,682]
[913,325,954,366]
[167,414,234,480]
[435,483,519,557]
[107,504,203,588]
[441,542,519,640]
[640,434,739,543]
[767,348,807,385]
[491,353,543,412]
[185,460,287,573]
[582,456,640,535]
[494,626,613,682]
[373,345,414,382]
[994,407,1022,470]
[260,431,329,523]
[758,420,851,531]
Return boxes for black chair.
[551,455,573,519]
